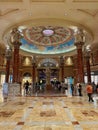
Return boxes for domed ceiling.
[0,0,98,57]
[20,26,75,55]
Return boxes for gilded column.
[75,42,84,83]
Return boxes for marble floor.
[0,92,98,130]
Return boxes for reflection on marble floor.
[0,94,98,130]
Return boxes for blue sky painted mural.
[20,26,76,54]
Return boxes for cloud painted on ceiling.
[20,38,75,54]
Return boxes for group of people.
[75,82,98,102]
[51,80,68,95]
[23,80,46,95]
[51,81,83,97]
[23,80,98,102]
[52,81,98,102]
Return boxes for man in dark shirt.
[24,80,29,95]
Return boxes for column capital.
[32,63,37,68]
[10,27,22,43]
[10,27,22,49]
[5,47,12,60]
[84,52,90,59]
[60,56,64,67]
[12,41,22,48]
[74,42,84,49]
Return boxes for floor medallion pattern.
[0,111,15,117]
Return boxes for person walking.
[24,80,29,95]
[71,84,74,96]
[86,82,94,102]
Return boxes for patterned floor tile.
[0,93,98,130]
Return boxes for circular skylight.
[43,29,54,36]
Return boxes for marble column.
[5,47,12,83]
[46,67,52,90]
[36,69,38,83]
[85,52,91,83]
[10,27,22,83]
[60,56,64,81]
[61,66,64,81]
[32,62,36,85]
[18,55,23,83]
[13,43,21,83]
[5,59,10,83]
[73,56,78,84]
[75,42,84,83]
[46,67,51,85]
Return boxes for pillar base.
[3,97,8,102]
[8,83,21,96]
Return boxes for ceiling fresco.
[20,26,76,55]
[0,0,98,56]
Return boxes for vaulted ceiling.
[0,0,98,56]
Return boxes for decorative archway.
[38,58,59,90]
[22,72,32,84]
[40,58,58,67]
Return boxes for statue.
[10,27,22,43]
[5,46,12,59]
[46,67,51,85]
[75,28,85,43]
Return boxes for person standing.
[78,83,82,96]
[65,83,68,96]
[28,83,32,96]
[71,84,74,96]
[24,80,29,95]
[96,83,98,94]
[86,82,94,102]
[61,81,65,94]
[77,83,82,96]
[2,82,8,102]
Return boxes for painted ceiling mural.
[20,26,76,55]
